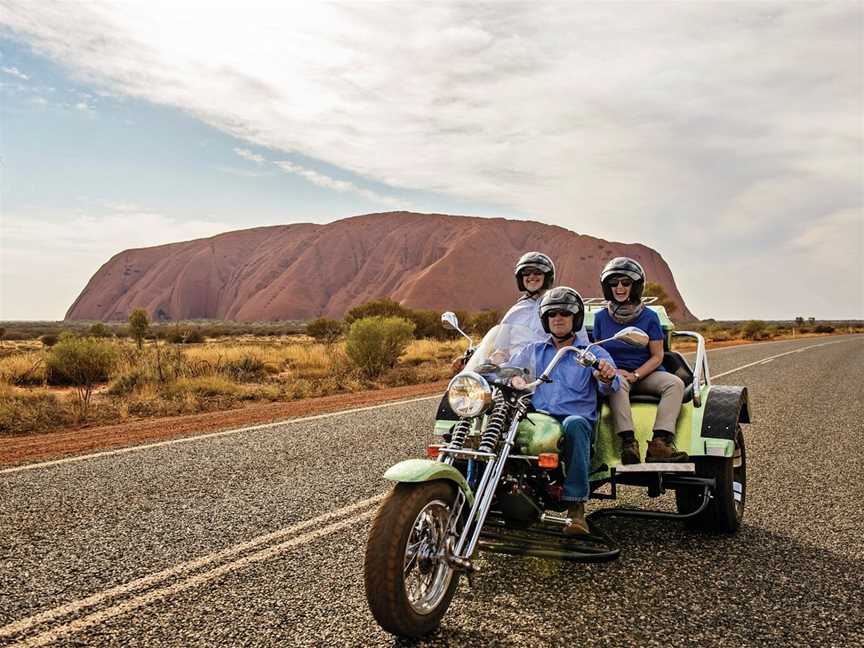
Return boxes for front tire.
[676,424,746,532]
[364,481,461,638]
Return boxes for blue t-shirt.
[592,307,666,372]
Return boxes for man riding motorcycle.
[508,287,619,535]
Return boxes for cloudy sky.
[1,1,861,321]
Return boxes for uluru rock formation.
[66,212,696,322]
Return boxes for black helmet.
[600,257,645,303]
[515,252,555,292]
[539,286,585,337]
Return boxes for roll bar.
[671,330,710,407]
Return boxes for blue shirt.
[509,336,620,424]
[592,307,666,372]
[501,295,590,346]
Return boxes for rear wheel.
[676,424,746,532]
[364,481,461,638]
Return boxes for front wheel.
[364,481,461,638]
[676,424,746,533]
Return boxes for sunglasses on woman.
[607,278,633,288]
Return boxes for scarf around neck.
[607,300,644,324]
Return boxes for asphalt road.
[2,335,862,647]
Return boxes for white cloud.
[274,160,409,209]
[233,147,265,164]
[1,65,28,80]
[74,100,94,114]
[0,2,861,318]
[0,211,231,320]
[216,166,274,178]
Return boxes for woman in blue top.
[594,257,687,464]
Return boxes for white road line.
[0,494,384,640]
[711,339,852,380]
[7,508,378,648]
[0,394,440,475]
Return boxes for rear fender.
[383,459,475,505]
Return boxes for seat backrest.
[662,351,694,388]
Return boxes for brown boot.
[646,433,688,462]
[563,502,590,536]
[619,434,640,465]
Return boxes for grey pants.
[608,371,685,434]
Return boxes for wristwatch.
[633,371,641,381]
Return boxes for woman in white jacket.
[501,252,589,345]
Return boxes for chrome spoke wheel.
[403,499,454,615]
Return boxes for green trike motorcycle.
[364,305,750,638]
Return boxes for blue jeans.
[557,415,595,503]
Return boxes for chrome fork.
[452,412,524,563]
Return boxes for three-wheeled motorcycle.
[364,301,750,638]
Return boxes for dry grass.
[401,339,466,366]
[0,385,68,435]
[0,351,46,386]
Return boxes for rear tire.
[676,424,746,533]
[364,481,461,638]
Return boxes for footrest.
[614,462,695,473]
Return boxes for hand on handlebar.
[593,359,616,384]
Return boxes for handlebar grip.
[590,358,600,369]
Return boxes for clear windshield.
[464,323,539,378]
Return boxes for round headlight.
[447,371,492,418]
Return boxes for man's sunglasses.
[606,278,633,288]
[547,309,573,318]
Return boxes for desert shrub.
[344,298,411,324]
[107,369,148,396]
[345,316,415,378]
[129,309,150,349]
[469,310,500,336]
[40,334,58,347]
[306,317,344,344]
[89,322,110,337]
[742,320,767,340]
[164,326,205,344]
[0,386,69,435]
[814,324,835,333]
[45,334,117,421]
[222,355,268,382]
[0,352,46,386]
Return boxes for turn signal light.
[426,445,442,459]
[538,453,559,469]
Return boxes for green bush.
[742,320,767,340]
[814,324,835,333]
[344,298,410,324]
[89,322,110,337]
[46,334,117,421]
[107,369,148,396]
[306,317,344,344]
[164,326,205,344]
[129,309,150,349]
[345,316,415,378]
[40,334,59,347]
[469,310,500,336]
